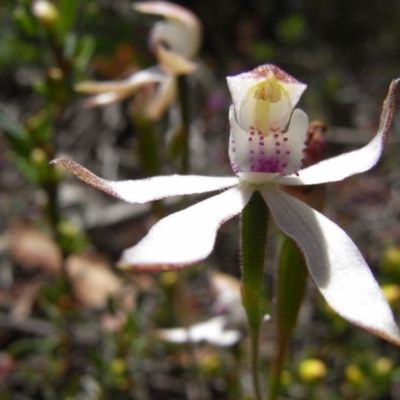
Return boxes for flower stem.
[268,235,308,400]
[240,190,269,400]
[134,113,164,218]
[176,74,190,174]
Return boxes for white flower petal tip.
[157,316,241,347]
[75,70,165,95]
[80,92,130,108]
[133,1,201,39]
[51,159,240,204]
[117,186,253,270]
[134,2,201,62]
[277,78,400,186]
[263,187,400,345]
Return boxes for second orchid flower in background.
[76,1,201,121]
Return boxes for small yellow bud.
[57,220,78,237]
[345,364,365,386]
[31,148,47,164]
[381,284,400,305]
[200,353,221,374]
[161,271,179,287]
[32,0,59,26]
[298,358,327,383]
[110,358,126,375]
[381,246,400,273]
[281,370,292,385]
[374,357,393,376]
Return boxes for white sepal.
[119,185,253,270]
[262,186,400,345]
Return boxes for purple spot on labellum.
[275,142,280,146]
[283,138,288,142]
[286,151,290,154]
[276,150,280,154]
[248,138,253,142]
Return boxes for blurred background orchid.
[76,1,201,121]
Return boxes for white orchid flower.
[76,1,201,120]
[157,316,241,347]
[53,64,400,345]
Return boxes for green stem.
[240,191,269,400]
[176,74,190,174]
[134,113,164,218]
[268,235,308,400]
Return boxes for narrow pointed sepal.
[51,159,240,203]
[119,186,253,271]
[155,44,197,75]
[277,78,400,186]
[262,186,400,345]
[146,76,177,121]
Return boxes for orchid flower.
[157,315,241,347]
[76,1,201,120]
[53,64,400,345]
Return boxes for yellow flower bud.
[200,353,221,374]
[381,284,400,305]
[298,358,327,383]
[374,357,393,376]
[345,364,365,386]
[31,148,47,165]
[110,358,126,375]
[161,271,179,287]
[381,246,400,273]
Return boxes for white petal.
[276,78,400,186]
[51,159,240,203]
[134,1,201,59]
[210,272,246,327]
[119,185,253,270]
[157,316,241,346]
[75,69,164,94]
[146,76,176,121]
[152,20,200,60]
[262,186,400,345]
[81,92,132,108]
[154,43,197,75]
